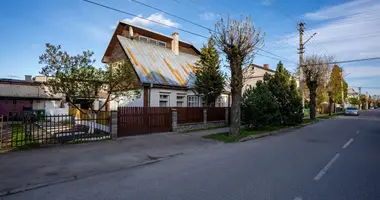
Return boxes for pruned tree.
[213,16,264,136]
[301,54,333,120]
[194,38,225,106]
[39,44,138,115]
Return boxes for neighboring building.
[0,76,64,118]
[348,88,359,98]
[242,64,276,91]
[103,21,230,109]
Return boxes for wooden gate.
[117,107,172,137]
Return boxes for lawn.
[202,125,289,143]
[202,118,320,143]
[11,124,39,149]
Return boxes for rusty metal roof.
[117,35,198,87]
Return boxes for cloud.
[123,13,180,28]
[199,12,219,21]
[303,0,377,21]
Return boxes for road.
[2,110,380,200]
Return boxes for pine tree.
[194,38,225,106]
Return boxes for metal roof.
[117,35,199,87]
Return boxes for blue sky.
[1,0,379,95]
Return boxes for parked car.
[345,107,359,116]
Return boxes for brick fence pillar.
[111,111,118,140]
[172,108,178,131]
[203,108,207,125]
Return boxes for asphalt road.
[3,110,380,200]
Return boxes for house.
[348,88,359,98]
[0,76,64,118]
[102,21,230,109]
[242,64,276,91]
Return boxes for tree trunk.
[309,82,317,120]
[229,60,243,137]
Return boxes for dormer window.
[139,35,166,48]
[139,36,148,43]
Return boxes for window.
[159,94,170,107]
[158,41,166,47]
[149,39,158,46]
[216,96,225,107]
[188,96,199,107]
[139,36,148,43]
[177,95,185,107]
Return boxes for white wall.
[243,67,275,92]
[32,100,62,110]
[149,88,197,107]
[110,89,144,110]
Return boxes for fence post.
[172,108,178,132]
[203,108,207,125]
[0,115,3,148]
[224,107,229,125]
[111,111,118,140]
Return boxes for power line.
[82,0,297,64]
[130,0,213,32]
[304,56,380,66]
[318,31,380,43]
[256,53,296,64]
[82,0,209,38]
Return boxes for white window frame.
[139,35,149,43]
[187,96,199,107]
[158,41,166,47]
[176,95,185,107]
[149,38,158,46]
[159,93,170,107]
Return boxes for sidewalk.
[0,128,226,196]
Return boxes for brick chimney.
[25,75,32,82]
[263,64,269,69]
[171,32,179,55]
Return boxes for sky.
[0,0,379,95]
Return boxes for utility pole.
[358,87,362,110]
[298,23,305,109]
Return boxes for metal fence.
[0,113,111,150]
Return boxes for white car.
[345,107,359,116]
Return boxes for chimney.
[25,75,32,82]
[129,26,134,39]
[171,32,179,55]
[263,64,269,69]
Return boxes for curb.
[239,121,318,142]
[0,155,176,197]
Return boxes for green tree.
[328,65,343,104]
[360,94,367,110]
[348,97,359,106]
[39,44,138,114]
[264,61,303,125]
[194,38,225,106]
[241,82,279,129]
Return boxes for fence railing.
[175,107,204,124]
[0,114,111,150]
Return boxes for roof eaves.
[119,21,194,46]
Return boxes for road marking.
[342,138,354,149]
[314,153,340,181]
[356,130,360,135]
[294,197,302,200]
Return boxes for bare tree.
[301,54,333,120]
[212,16,264,136]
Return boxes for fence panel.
[118,107,172,137]
[175,107,204,124]
[207,107,226,122]
[0,113,111,151]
